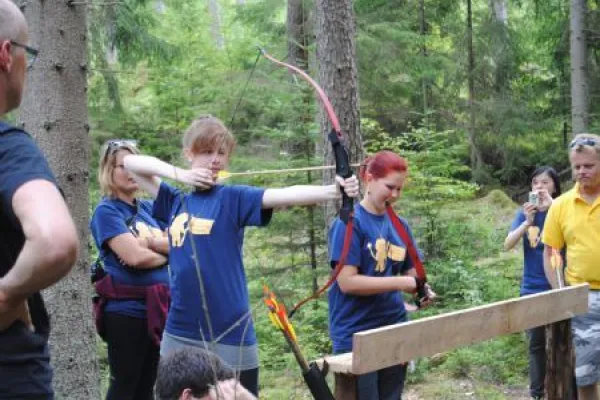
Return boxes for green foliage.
[85,0,565,396]
[364,121,478,258]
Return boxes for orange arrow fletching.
[263,284,297,342]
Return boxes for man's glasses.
[102,139,138,164]
[569,137,598,149]
[10,40,38,69]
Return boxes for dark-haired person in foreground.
[155,347,256,400]
[0,1,79,398]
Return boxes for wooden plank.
[349,284,589,374]
[315,352,353,374]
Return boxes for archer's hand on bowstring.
[335,174,360,198]
[418,283,436,308]
[180,167,217,190]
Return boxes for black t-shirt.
[0,121,58,337]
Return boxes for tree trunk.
[546,320,577,400]
[570,0,589,134]
[19,1,99,398]
[155,0,167,13]
[489,0,508,25]
[316,0,363,227]
[287,0,309,70]
[207,0,225,49]
[288,0,319,296]
[489,0,510,93]
[419,0,429,120]
[467,0,484,179]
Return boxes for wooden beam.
[316,284,588,375]
[352,284,588,374]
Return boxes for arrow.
[217,163,361,180]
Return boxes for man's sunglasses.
[9,40,38,69]
[569,137,598,149]
[102,139,138,164]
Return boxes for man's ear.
[0,40,13,72]
[179,388,192,399]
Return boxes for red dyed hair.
[359,150,408,182]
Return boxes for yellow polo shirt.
[542,183,600,289]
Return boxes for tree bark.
[316,0,363,227]
[467,0,484,178]
[489,0,508,25]
[570,0,589,134]
[207,0,225,49]
[18,1,99,398]
[287,0,309,70]
[419,0,430,120]
[489,0,510,93]
[546,320,577,400]
[288,0,319,296]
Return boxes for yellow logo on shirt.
[169,213,215,247]
[527,226,541,248]
[371,239,407,272]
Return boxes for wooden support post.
[334,373,356,400]
[315,285,588,400]
[546,319,577,400]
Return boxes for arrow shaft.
[221,163,361,179]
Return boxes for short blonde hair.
[570,133,600,157]
[98,140,139,197]
[183,115,236,156]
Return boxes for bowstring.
[228,50,262,128]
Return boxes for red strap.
[385,205,427,281]
[287,216,354,318]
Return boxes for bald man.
[0,1,79,398]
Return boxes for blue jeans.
[357,364,407,400]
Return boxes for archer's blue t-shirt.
[153,182,272,346]
[90,198,170,318]
[328,204,414,353]
[509,209,552,295]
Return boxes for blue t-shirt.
[328,204,414,353]
[90,197,170,318]
[509,209,552,295]
[0,122,55,396]
[153,182,272,346]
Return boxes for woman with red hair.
[328,150,435,400]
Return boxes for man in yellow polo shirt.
[543,133,600,400]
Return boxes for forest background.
[8,0,598,398]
